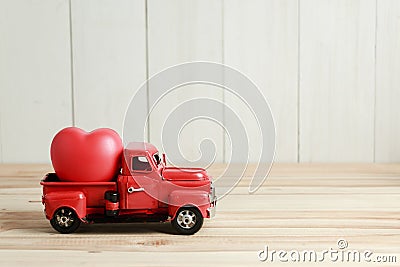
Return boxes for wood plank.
[71,0,146,136]
[0,163,399,266]
[0,250,399,267]
[375,0,400,162]
[0,0,73,163]
[147,0,224,165]
[224,0,298,162]
[299,0,376,162]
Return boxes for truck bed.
[41,173,117,207]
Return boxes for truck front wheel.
[50,207,81,234]
[172,207,203,235]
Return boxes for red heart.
[50,127,123,182]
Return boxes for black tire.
[171,207,203,235]
[50,207,81,234]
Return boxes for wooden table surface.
[0,163,399,266]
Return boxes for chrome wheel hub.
[177,210,196,229]
[55,208,74,228]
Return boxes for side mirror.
[162,153,167,166]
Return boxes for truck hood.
[162,167,209,181]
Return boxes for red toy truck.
[41,142,216,235]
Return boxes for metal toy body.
[41,138,216,235]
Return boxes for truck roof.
[124,142,158,156]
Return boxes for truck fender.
[168,190,209,219]
[43,191,86,221]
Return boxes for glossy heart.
[51,127,123,182]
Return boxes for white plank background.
[0,0,73,163]
[147,0,224,165]
[71,0,146,137]
[375,0,400,162]
[299,0,376,162]
[0,0,399,163]
[224,0,298,162]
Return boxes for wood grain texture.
[224,0,298,162]
[0,163,399,266]
[299,0,376,162]
[0,0,73,163]
[71,0,146,136]
[375,0,400,162]
[147,0,224,164]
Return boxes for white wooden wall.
[147,0,224,163]
[375,0,400,162]
[299,0,376,162]
[0,0,399,163]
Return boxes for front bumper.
[207,203,216,218]
[207,182,217,218]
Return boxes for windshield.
[152,152,165,176]
[153,153,161,166]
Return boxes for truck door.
[120,155,159,210]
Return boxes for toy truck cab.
[41,142,216,235]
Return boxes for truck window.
[153,153,161,165]
[132,156,151,171]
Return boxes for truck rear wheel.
[50,207,81,234]
[172,207,203,235]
